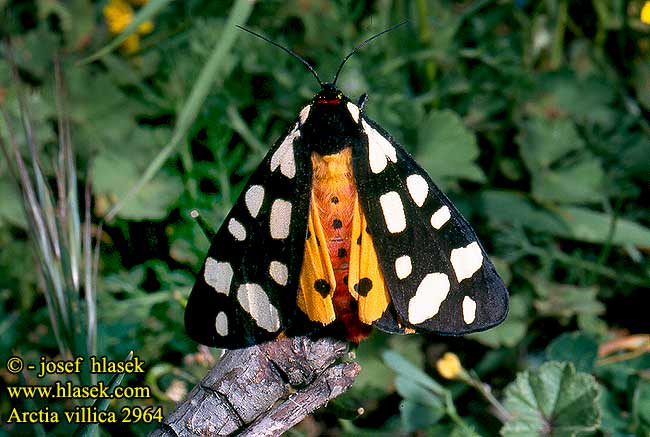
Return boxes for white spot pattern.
[408,273,450,324]
[363,120,397,174]
[430,206,451,229]
[270,199,292,239]
[406,174,428,207]
[269,261,288,286]
[379,191,406,234]
[299,105,311,124]
[245,185,264,218]
[228,218,246,241]
[237,283,281,332]
[215,311,228,336]
[270,126,298,179]
[450,242,484,282]
[204,258,233,295]
[395,255,412,279]
[462,296,477,324]
[346,102,360,123]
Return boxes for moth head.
[313,83,344,106]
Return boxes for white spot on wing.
[379,191,406,233]
[462,296,477,324]
[299,105,311,124]
[204,258,233,295]
[408,273,450,324]
[215,311,228,336]
[450,242,484,282]
[228,218,246,241]
[406,174,428,207]
[237,283,281,332]
[430,206,451,229]
[270,199,292,239]
[270,126,298,179]
[346,102,360,123]
[363,120,397,174]
[245,185,264,218]
[395,255,412,279]
[269,261,288,286]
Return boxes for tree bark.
[150,336,360,436]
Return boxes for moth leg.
[357,93,368,110]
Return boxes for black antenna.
[332,21,407,86]
[236,25,323,87]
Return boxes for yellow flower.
[103,0,154,55]
[103,0,134,35]
[436,352,463,380]
[120,34,141,55]
[642,1,650,24]
[137,20,154,35]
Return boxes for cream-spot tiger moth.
[185,25,509,348]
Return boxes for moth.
[185,26,509,348]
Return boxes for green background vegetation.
[1,0,649,435]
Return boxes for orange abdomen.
[311,148,372,342]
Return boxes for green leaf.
[0,180,26,227]
[526,72,617,128]
[382,350,445,395]
[596,355,650,393]
[633,379,650,429]
[546,332,598,373]
[350,334,394,393]
[384,350,447,432]
[632,60,650,111]
[518,117,584,170]
[12,27,59,78]
[416,109,485,186]
[480,192,650,248]
[478,190,570,236]
[469,294,529,348]
[516,116,603,204]
[92,151,182,220]
[396,376,446,431]
[532,277,605,321]
[598,386,629,435]
[501,361,601,437]
[531,158,604,205]
[553,206,650,249]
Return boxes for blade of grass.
[105,0,255,222]
[10,57,62,263]
[55,57,82,292]
[1,108,71,336]
[35,262,68,356]
[2,44,98,365]
[190,209,217,240]
[77,0,174,65]
[18,372,48,437]
[83,178,97,384]
[5,50,73,338]
[73,351,134,437]
[226,104,267,155]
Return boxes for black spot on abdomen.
[354,277,373,296]
[314,279,331,297]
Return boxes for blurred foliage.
[1,0,650,435]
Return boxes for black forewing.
[352,116,508,335]
[185,119,312,348]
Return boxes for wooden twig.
[150,336,360,436]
